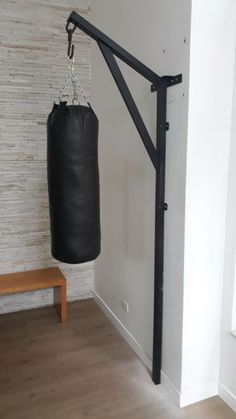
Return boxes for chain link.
[58,57,90,106]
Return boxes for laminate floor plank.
[0,299,235,419]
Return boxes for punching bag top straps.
[53,101,67,109]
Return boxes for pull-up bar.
[67,10,182,385]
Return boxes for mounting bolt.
[165,122,169,131]
[160,203,168,211]
[151,84,157,92]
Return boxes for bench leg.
[53,285,67,322]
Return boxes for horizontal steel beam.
[67,11,163,86]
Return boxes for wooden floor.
[0,300,235,419]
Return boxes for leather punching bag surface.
[47,102,100,264]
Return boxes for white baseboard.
[93,290,218,409]
[219,383,236,413]
[160,372,218,407]
[160,371,181,406]
[179,381,218,408]
[161,371,218,407]
[92,290,152,371]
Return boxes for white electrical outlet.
[121,299,129,313]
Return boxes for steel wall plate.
[151,74,182,92]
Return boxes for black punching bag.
[47,102,100,264]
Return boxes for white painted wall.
[219,45,236,411]
[91,0,191,394]
[181,0,236,407]
[91,0,236,409]
[231,259,236,334]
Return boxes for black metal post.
[67,11,182,385]
[152,82,167,384]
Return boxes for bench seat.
[0,267,67,322]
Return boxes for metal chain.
[58,57,90,106]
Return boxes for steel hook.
[66,22,76,60]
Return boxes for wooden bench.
[0,267,67,322]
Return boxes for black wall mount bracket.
[67,10,182,385]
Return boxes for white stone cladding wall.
[0,0,94,314]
